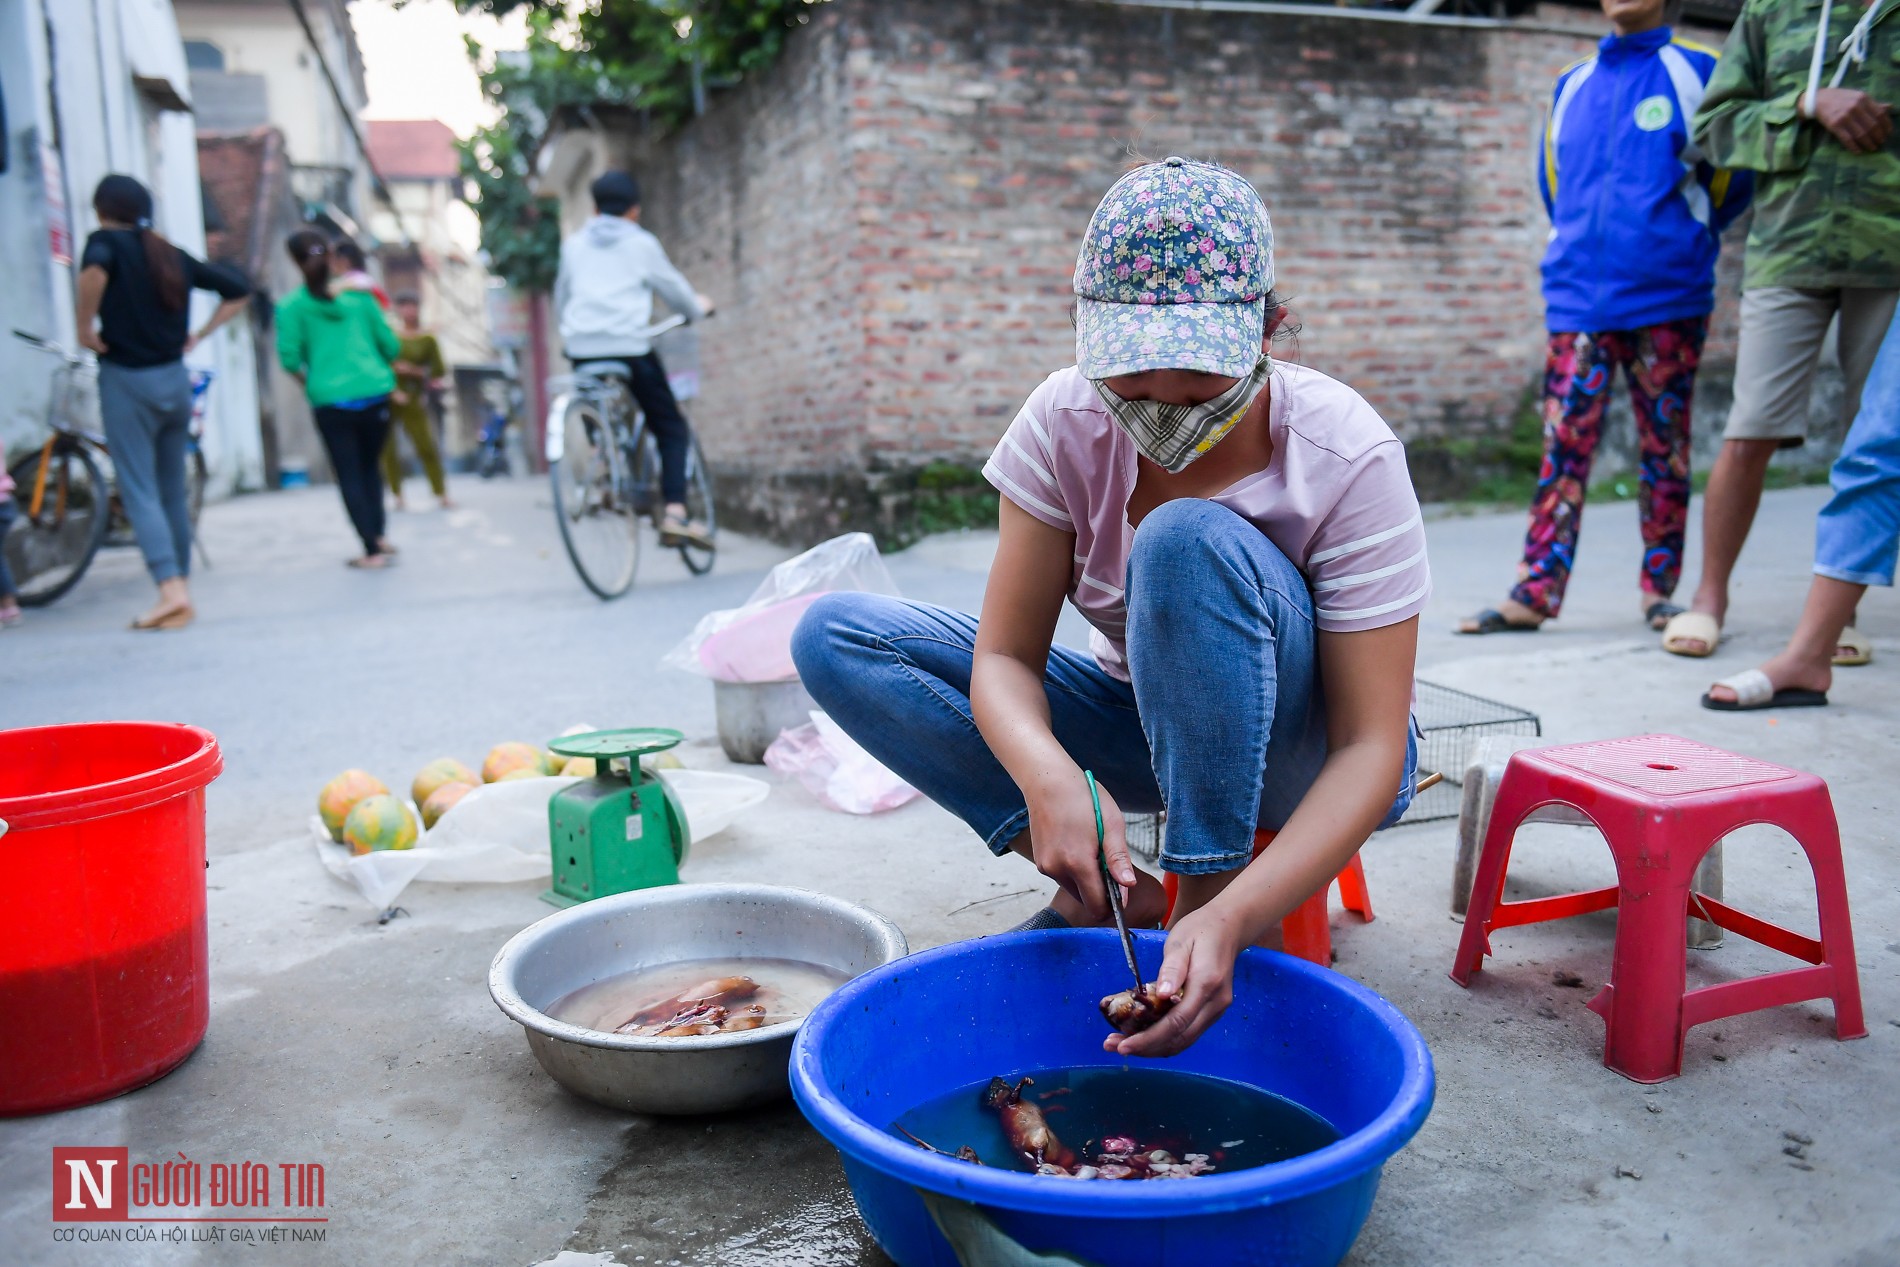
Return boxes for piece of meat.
[984,1077,1076,1170]
[1099,983,1175,1036]
[615,975,764,1035]
[717,1003,770,1033]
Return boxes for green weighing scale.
[541,728,691,907]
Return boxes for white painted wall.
[0,0,64,463]
[0,0,262,494]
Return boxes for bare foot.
[1704,651,1832,705]
[132,577,193,629]
[438,495,456,511]
[347,553,393,570]
[135,599,191,626]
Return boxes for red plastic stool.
[1162,830,1373,967]
[1450,734,1866,1082]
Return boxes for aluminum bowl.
[489,883,907,1115]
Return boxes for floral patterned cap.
[1073,157,1274,380]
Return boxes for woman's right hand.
[1025,775,1136,924]
[78,330,108,356]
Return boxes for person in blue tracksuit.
[1460,0,1752,636]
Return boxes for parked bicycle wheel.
[5,440,110,607]
[103,443,209,545]
[551,396,639,600]
[633,428,717,576]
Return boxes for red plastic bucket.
[0,722,223,1116]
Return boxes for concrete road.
[1,475,1894,1266]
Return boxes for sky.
[352,0,527,139]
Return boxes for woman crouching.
[793,158,1427,1057]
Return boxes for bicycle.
[475,376,522,480]
[545,314,717,599]
[4,330,209,606]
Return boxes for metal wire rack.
[1125,812,1165,866]
[1402,679,1541,825]
[1119,680,1539,848]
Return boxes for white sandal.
[1701,668,1828,712]
[1833,626,1873,667]
[1661,610,1721,658]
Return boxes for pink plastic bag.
[697,593,825,683]
[764,712,921,814]
[662,533,900,682]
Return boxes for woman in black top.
[75,175,250,630]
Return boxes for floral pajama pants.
[1511,318,1706,618]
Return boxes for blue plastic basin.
[790,929,1434,1267]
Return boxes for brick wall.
[623,0,1776,543]
[624,17,872,538]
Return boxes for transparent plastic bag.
[662,532,900,682]
[311,769,771,909]
[662,768,772,838]
[763,711,921,814]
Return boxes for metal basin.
[489,883,907,1115]
[713,677,817,763]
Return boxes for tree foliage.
[458,14,631,293]
[456,1,829,293]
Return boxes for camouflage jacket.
[1692,0,1900,289]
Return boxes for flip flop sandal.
[1662,609,1721,658]
[1644,601,1684,631]
[1701,668,1828,712]
[1833,626,1873,668]
[1003,906,1071,934]
[1457,607,1542,635]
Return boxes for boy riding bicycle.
[554,170,716,549]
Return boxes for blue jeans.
[1815,314,1900,588]
[791,499,1416,876]
[99,360,194,583]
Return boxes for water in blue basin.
[792,930,1436,1267]
[892,1066,1341,1175]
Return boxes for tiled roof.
[366,119,461,182]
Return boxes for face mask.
[1091,355,1271,473]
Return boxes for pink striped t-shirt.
[982,362,1431,680]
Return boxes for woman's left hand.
[1102,903,1246,1058]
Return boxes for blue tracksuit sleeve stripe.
[1707,165,1753,235]
[1539,102,1557,219]
[1666,39,1755,234]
